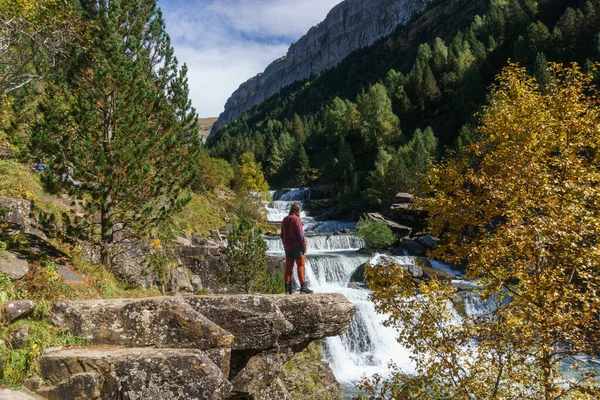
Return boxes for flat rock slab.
[51,297,234,349]
[185,295,292,350]
[39,347,232,400]
[0,252,29,280]
[57,265,85,284]
[185,294,356,350]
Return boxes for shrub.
[356,215,396,248]
[223,218,268,293]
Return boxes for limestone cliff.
[210,0,432,136]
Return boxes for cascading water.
[264,188,420,396]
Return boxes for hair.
[289,202,302,215]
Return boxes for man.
[280,202,313,294]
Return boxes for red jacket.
[281,214,306,252]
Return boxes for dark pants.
[284,245,305,285]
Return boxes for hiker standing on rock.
[280,202,313,294]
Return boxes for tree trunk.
[100,191,114,268]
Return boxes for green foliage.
[223,218,269,293]
[355,215,396,248]
[0,320,88,385]
[365,127,437,207]
[34,0,202,267]
[361,63,600,400]
[233,152,269,194]
[259,272,285,294]
[193,151,234,192]
[172,192,228,237]
[231,152,269,223]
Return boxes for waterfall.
[264,234,366,252]
[265,189,420,396]
[266,188,314,223]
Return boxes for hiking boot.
[285,283,293,295]
[299,283,313,294]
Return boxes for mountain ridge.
[210,0,432,136]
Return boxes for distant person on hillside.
[34,159,47,172]
[280,202,313,294]
[62,166,81,187]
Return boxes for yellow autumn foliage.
[362,63,600,399]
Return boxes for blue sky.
[158,0,344,117]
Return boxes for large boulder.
[229,349,294,396]
[370,255,424,278]
[179,237,228,292]
[0,389,41,400]
[185,295,292,351]
[0,252,29,280]
[50,297,234,350]
[38,347,232,400]
[401,238,427,257]
[110,238,156,288]
[41,294,356,400]
[273,294,356,347]
[394,193,415,204]
[415,235,440,250]
[390,203,428,230]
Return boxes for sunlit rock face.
[210,0,431,135]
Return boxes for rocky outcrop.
[40,294,354,399]
[0,197,46,239]
[367,212,411,236]
[37,348,232,400]
[177,233,228,292]
[210,0,432,135]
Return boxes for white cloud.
[159,0,343,117]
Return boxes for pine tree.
[224,218,268,293]
[294,143,310,186]
[35,0,201,267]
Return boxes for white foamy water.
[264,234,366,252]
[265,188,416,390]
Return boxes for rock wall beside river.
[210,0,432,135]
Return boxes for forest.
[208,0,600,214]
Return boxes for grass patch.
[0,160,43,201]
[0,160,69,231]
[0,319,88,385]
[172,192,228,237]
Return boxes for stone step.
[51,297,234,349]
[38,347,232,400]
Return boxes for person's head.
[289,202,302,216]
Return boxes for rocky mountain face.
[210,0,432,135]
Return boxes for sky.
[158,0,344,118]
